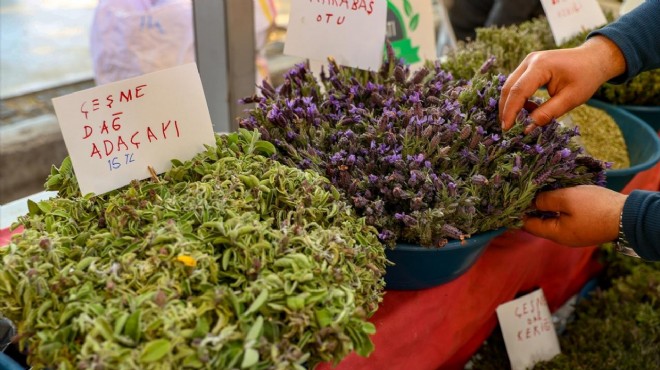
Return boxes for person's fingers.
[533,189,571,214]
[501,67,550,131]
[527,92,580,128]
[522,216,563,241]
[499,62,528,127]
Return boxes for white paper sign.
[541,0,607,45]
[52,63,215,196]
[284,0,387,71]
[496,289,561,370]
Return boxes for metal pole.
[193,0,256,133]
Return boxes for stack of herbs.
[239,48,607,248]
[0,130,387,369]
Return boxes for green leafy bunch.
[0,130,387,370]
[441,17,554,81]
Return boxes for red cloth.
[2,159,659,370]
[0,225,21,247]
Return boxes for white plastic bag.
[90,0,195,85]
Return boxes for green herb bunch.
[0,130,387,369]
[441,17,554,81]
[240,49,607,248]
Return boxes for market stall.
[2,141,658,370]
[2,2,659,369]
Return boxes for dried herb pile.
[239,49,607,248]
[0,130,387,369]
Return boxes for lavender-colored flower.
[471,174,489,185]
[441,224,466,240]
[239,52,607,248]
[447,182,457,197]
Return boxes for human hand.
[523,185,627,247]
[500,36,626,133]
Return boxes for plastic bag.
[90,0,195,85]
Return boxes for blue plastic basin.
[0,353,25,370]
[618,104,660,132]
[384,228,506,290]
[588,100,660,192]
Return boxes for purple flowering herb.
[238,52,607,248]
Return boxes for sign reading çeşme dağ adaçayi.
[52,63,215,196]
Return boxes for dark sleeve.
[622,190,660,261]
[587,0,660,83]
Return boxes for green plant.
[0,130,387,370]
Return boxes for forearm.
[588,0,660,83]
[622,190,660,261]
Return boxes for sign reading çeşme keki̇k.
[52,63,215,196]
[541,0,607,45]
[496,289,561,370]
[284,0,387,71]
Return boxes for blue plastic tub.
[588,100,660,192]
[618,104,660,132]
[384,228,506,290]
[0,353,25,370]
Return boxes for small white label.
[541,0,607,45]
[496,288,561,370]
[52,63,215,196]
[284,0,387,71]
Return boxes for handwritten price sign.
[52,63,215,196]
[541,0,607,45]
[496,289,561,370]
[284,0,387,71]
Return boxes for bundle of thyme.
[239,48,607,248]
[442,14,659,106]
[0,130,387,369]
[441,17,554,81]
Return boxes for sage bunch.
[0,129,387,369]
[239,47,607,248]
